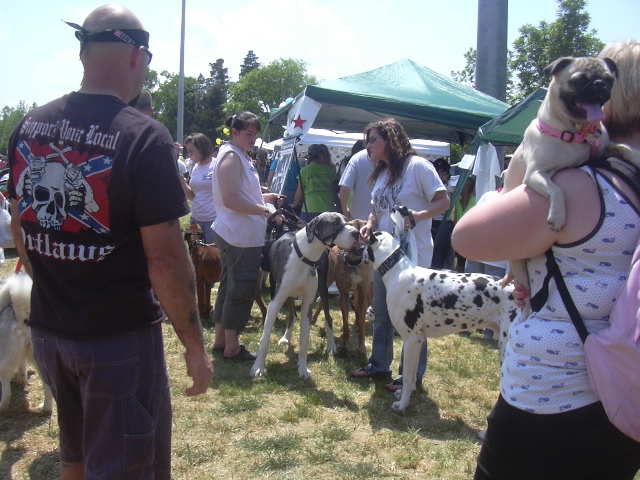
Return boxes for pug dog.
[501,56,640,317]
[503,56,618,228]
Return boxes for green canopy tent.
[268,59,509,144]
[470,88,547,152]
[442,88,548,242]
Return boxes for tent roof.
[269,59,509,144]
[472,88,547,150]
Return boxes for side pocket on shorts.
[229,270,259,302]
[30,335,53,390]
[124,396,155,471]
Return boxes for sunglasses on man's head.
[63,21,152,65]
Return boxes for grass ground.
[2,236,635,479]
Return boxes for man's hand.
[184,349,213,396]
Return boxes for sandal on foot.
[223,345,256,361]
[385,379,403,392]
[350,367,389,379]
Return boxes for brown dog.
[314,219,372,355]
[184,223,267,320]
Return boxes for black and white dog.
[251,212,360,379]
[367,231,518,411]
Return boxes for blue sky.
[1,0,637,108]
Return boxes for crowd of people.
[4,2,639,477]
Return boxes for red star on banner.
[291,115,307,129]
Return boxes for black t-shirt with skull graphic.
[8,92,189,339]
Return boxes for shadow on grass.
[0,382,55,480]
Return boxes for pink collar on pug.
[536,119,602,159]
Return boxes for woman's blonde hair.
[599,40,640,139]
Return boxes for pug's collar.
[536,119,602,159]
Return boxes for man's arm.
[140,219,213,396]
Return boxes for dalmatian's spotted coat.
[367,231,518,411]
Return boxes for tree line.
[1,0,602,155]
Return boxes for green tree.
[226,58,316,138]
[451,48,476,88]
[144,69,160,92]
[510,0,604,102]
[452,0,604,104]
[239,50,260,78]
[0,102,34,155]
[205,59,231,141]
[152,71,199,142]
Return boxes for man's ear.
[130,45,144,69]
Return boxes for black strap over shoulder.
[586,156,640,199]
[544,249,590,343]
[550,154,640,344]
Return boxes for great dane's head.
[306,212,359,250]
[366,231,397,268]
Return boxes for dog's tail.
[0,276,15,311]
[6,273,32,323]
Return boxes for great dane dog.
[367,231,518,411]
[251,212,360,379]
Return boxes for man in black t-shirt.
[7,5,212,479]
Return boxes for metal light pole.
[177,0,185,144]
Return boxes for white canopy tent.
[259,128,450,164]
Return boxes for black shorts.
[475,394,640,480]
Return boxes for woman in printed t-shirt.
[180,132,216,244]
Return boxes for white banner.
[286,96,321,137]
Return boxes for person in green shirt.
[293,144,337,222]
[453,175,476,272]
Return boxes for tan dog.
[501,56,640,315]
[503,56,618,227]
[314,219,373,355]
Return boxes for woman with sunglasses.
[350,118,450,393]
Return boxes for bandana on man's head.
[63,20,150,56]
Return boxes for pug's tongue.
[579,102,606,123]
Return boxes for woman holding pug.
[350,118,450,392]
[452,40,640,479]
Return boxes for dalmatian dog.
[251,212,361,379]
[367,231,518,411]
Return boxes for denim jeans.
[31,325,172,479]
[190,217,215,244]
[365,271,428,386]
